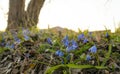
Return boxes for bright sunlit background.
[0,0,120,32]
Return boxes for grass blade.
[101,44,112,66]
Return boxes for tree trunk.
[8,0,25,30]
[7,0,45,30]
[25,0,45,27]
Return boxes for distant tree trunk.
[7,0,45,30]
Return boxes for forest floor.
[0,27,120,74]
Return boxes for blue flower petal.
[62,35,69,47]
[89,45,97,53]
[78,34,84,40]
[105,32,109,38]
[66,40,78,52]
[55,50,60,55]
[14,37,21,44]
[71,40,78,49]
[55,50,64,57]
[83,38,88,43]
[47,38,52,45]
[66,46,73,52]
[86,54,91,61]
[10,44,15,49]
[24,35,30,41]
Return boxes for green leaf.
[0,47,9,54]
[101,44,112,66]
[45,64,107,74]
[44,65,66,74]
[67,64,107,69]
[74,44,91,55]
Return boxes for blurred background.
[0,0,120,32]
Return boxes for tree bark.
[25,0,45,27]
[8,0,25,30]
[7,0,45,30]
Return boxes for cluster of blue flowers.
[87,32,109,55]
[45,33,97,59]
[66,39,78,52]
[5,42,15,49]
[86,45,97,61]
[0,29,32,50]
[78,33,89,44]
[14,36,21,44]
[2,30,110,63]
[62,35,78,52]
[55,33,98,62]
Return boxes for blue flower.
[47,38,52,45]
[64,40,69,47]
[71,40,78,49]
[22,28,30,35]
[105,32,109,38]
[83,38,88,43]
[66,40,78,52]
[66,46,73,52]
[62,35,69,47]
[89,45,97,53]
[86,54,91,61]
[5,42,14,49]
[78,34,84,40]
[14,37,21,44]
[24,35,30,41]
[10,44,15,49]
[55,50,64,57]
